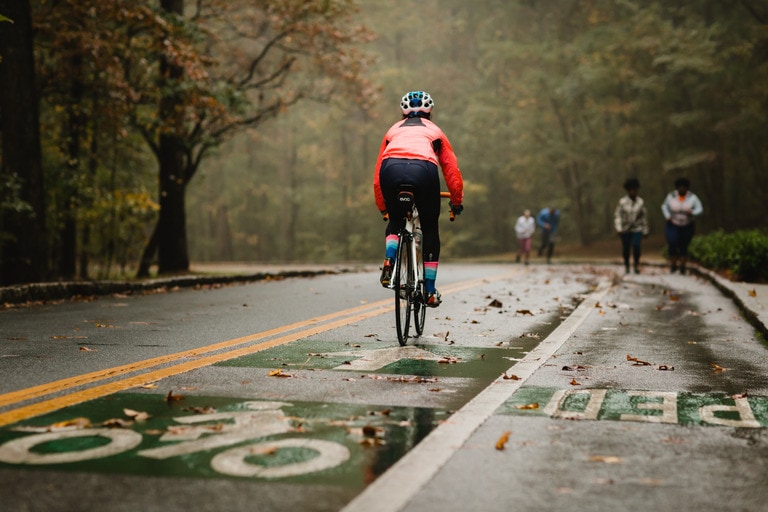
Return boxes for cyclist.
[373,91,464,307]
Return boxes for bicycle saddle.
[397,185,415,210]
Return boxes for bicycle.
[384,186,454,346]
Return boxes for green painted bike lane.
[0,337,536,488]
[502,386,768,428]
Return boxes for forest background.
[0,0,766,285]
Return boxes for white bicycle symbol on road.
[0,401,351,479]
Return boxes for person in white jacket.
[614,178,649,274]
[661,177,703,274]
[514,209,536,265]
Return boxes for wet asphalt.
[0,262,766,512]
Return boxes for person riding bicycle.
[373,91,464,307]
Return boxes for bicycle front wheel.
[394,236,412,346]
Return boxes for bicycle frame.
[388,209,422,296]
[386,190,453,346]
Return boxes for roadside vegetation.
[689,230,768,283]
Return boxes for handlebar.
[440,192,456,221]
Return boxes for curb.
[0,268,346,306]
[690,265,768,340]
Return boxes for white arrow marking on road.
[321,346,460,371]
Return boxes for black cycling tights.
[379,158,441,263]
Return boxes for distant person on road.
[536,207,560,263]
[661,177,703,275]
[514,209,535,265]
[614,178,649,274]
[373,91,464,307]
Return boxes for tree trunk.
[0,0,49,285]
[59,54,84,279]
[156,0,189,274]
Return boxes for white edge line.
[340,279,613,512]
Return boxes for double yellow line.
[0,273,514,427]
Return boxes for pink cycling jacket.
[373,117,464,212]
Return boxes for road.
[0,263,766,512]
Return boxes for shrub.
[689,229,768,282]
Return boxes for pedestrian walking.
[536,207,560,263]
[661,177,703,274]
[614,178,649,274]
[514,209,535,265]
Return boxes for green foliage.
[689,230,768,282]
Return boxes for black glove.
[449,202,464,215]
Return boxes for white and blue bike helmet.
[400,91,434,117]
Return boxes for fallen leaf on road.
[488,299,503,308]
[250,445,279,456]
[748,289,757,297]
[515,403,539,410]
[589,455,622,464]
[657,365,675,371]
[710,362,727,373]
[49,417,91,430]
[502,373,520,380]
[495,431,511,450]
[268,368,292,377]
[165,390,185,402]
[627,354,651,366]
[123,408,151,422]
[101,418,133,428]
[79,346,96,352]
[570,378,581,386]
[515,309,534,316]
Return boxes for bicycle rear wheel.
[413,256,426,336]
[394,236,412,346]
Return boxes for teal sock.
[385,235,398,260]
[424,262,438,293]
